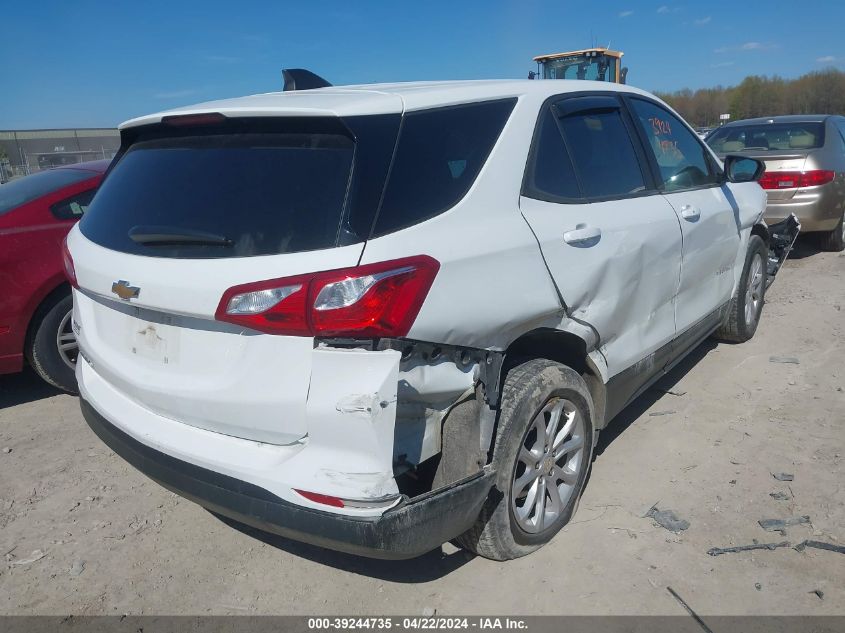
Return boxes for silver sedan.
[707,114,845,251]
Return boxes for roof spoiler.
[282,69,332,92]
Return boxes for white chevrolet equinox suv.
[65,79,796,560]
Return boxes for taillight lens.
[62,237,78,288]
[215,255,439,337]
[759,170,835,190]
[797,170,836,187]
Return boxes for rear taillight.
[797,170,836,187]
[759,170,835,190]
[215,255,440,337]
[62,237,78,288]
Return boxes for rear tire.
[819,214,845,252]
[714,235,767,343]
[455,359,593,561]
[26,294,78,393]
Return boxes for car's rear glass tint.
[373,98,516,237]
[0,168,96,216]
[80,132,354,258]
[707,122,825,152]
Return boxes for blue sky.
[2,0,843,128]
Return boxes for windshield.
[0,168,96,216]
[707,122,825,153]
[542,55,618,81]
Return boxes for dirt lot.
[0,240,843,616]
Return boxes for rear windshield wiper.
[128,225,233,247]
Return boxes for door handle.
[563,224,602,246]
[680,205,701,221]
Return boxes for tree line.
[653,68,845,128]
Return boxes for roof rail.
[282,69,332,92]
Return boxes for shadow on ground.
[595,339,718,457]
[209,511,475,581]
[783,234,827,261]
[0,367,64,409]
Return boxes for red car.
[0,160,109,391]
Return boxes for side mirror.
[724,155,765,183]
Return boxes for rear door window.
[524,96,648,202]
[372,99,516,236]
[558,108,647,198]
[629,98,720,192]
[80,131,354,258]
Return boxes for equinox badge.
[111,280,140,301]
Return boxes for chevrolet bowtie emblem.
[111,280,140,301]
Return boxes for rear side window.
[0,168,95,216]
[81,132,353,258]
[50,187,97,220]
[524,108,581,200]
[629,98,719,192]
[373,99,516,237]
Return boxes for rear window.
[373,99,516,237]
[81,101,514,258]
[0,168,95,216]
[707,122,825,153]
[81,132,354,258]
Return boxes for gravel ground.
[1,239,843,616]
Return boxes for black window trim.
[521,90,662,206]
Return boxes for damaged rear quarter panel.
[359,95,565,350]
[284,347,402,504]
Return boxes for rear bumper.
[765,183,843,232]
[80,398,495,560]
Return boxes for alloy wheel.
[56,310,78,370]
[511,398,586,534]
[744,253,764,328]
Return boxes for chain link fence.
[0,129,120,183]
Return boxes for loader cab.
[533,48,627,84]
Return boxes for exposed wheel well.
[504,328,607,428]
[752,223,769,245]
